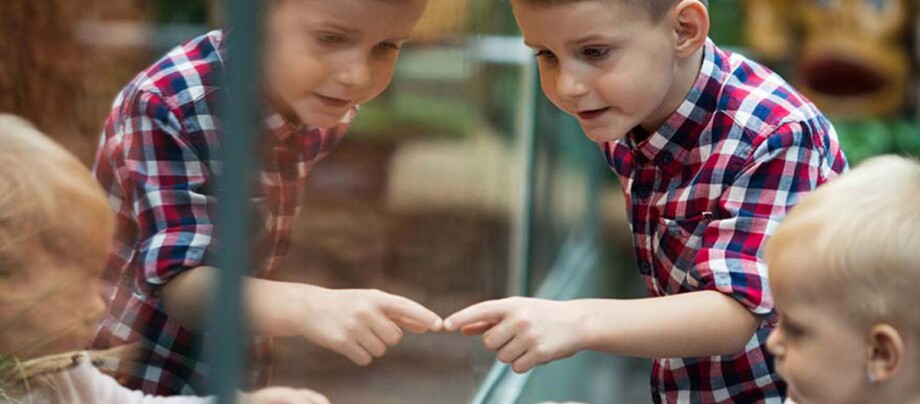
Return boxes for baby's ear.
[867,323,904,382]
[671,0,709,59]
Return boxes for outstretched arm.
[162,266,443,366]
[444,291,759,373]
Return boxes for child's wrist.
[278,282,321,336]
[567,299,602,352]
[284,283,337,337]
[571,299,621,352]
[248,279,312,336]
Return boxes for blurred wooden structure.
[412,0,469,43]
[0,0,152,164]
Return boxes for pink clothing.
[18,353,211,404]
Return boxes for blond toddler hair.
[767,155,920,336]
[0,114,113,278]
[0,114,117,400]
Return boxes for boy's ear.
[671,0,709,59]
[867,323,904,382]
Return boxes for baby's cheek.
[783,361,839,404]
[45,282,105,351]
[0,328,19,354]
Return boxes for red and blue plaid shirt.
[90,30,353,395]
[603,39,847,403]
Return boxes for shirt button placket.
[634,184,651,200]
[639,261,651,274]
[669,225,682,237]
[632,164,653,201]
[660,151,674,166]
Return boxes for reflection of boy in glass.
[0,115,329,404]
[90,0,443,396]
[445,0,847,402]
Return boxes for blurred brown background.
[0,0,155,163]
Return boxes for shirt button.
[635,185,651,199]
[660,151,673,165]
[639,262,651,273]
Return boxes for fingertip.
[431,318,444,332]
[443,318,455,332]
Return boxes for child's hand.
[443,297,588,373]
[294,286,442,366]
[242,386,330,404]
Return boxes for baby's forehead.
[768,242,837,295]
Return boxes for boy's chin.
[580,125,626,144]
[292,108,347,129]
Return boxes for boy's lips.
[314,93,351,109]
[577,107,610,120]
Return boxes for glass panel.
[7,0,919,403]
[270,1,524,402]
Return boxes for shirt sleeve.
[690,121,826,326]
[119,91,215,295]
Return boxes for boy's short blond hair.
[512,0,707,22]
[767,155,920,335]
[0,115,113,277]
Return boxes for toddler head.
[766,155,920,404]
[0,115,114,360]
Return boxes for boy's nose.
[556,70,588,99]
[335,60,372,89]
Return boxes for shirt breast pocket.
[652,213,712,294]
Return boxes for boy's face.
[263,0,427,128]
[511,0,681,143]
[766,250,871,404]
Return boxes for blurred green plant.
[467,0,519,36]
[350,93,480,141]
[708,0,744,47]
[155,0,208,24]
[834,119,920,165]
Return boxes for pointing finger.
[444,300,508,332]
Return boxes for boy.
[765,155,920,404]
[90,0,442,396]
[0,114,329,404]
[444,0,847,402]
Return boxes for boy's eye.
[315,33,347,46]
[582,47,610,60]
[534,50,556,60]
[373,42,400,52]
